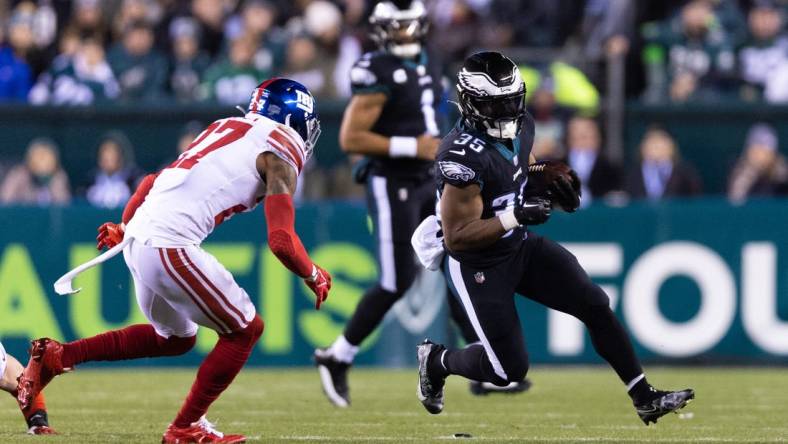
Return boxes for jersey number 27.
[169,119,252,170]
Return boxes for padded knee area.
[156,333,197,356]
[394,260,418,294]
[479,350,529,387]
[578,303,616,329]
[504,359,529,384]
[223,315,264,348]
[247,315,265,342]
[570,281,612,326]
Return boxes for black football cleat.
[469,378,532,396]
[416,339,446,415]
[635,388,695,425]
[313,348,351,408]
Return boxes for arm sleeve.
[264,193,313,278]
[122,173,157,224]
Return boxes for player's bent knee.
[247,315,264,341]
[579,303,616,328]
[373,285,408,304]
[394,267,418,294]
[223,315,265,348]
[480,353,527,386]
[503,357,529,385]
[571,284,611,323]
[588,285,610,308]
[157,334,197,356]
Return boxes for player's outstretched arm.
[259,152,331,309]
[339,93,438,160]
[441,183,552,252]
[96,173,158,250]
[122,173,157,224]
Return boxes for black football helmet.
[369,0,428,58]
[457,51,526,140]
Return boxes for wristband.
[498,210,520,231]
[389,136,418,158]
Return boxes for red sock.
[173,316,264,427]
[23,393,47,419]
[62,324,196,368]
[10,389,47,422]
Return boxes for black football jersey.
[350,50,444,177]
[436,114,536,268]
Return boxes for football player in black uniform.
[313,0,527,407]
[415,51,694,425]
[312,0,440,408]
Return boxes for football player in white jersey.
[0,341,56,434]
[16,79,330,444]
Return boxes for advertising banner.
[0,200,786,366]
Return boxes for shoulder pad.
[265,124,306,174]
[437,131,487,188]
[350,52,396,95]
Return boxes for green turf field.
[0,367,786,443]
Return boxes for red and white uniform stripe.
[126,112,306,248]
[123,236,257,336]
[121,112,306,334]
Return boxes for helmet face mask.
[370,1,428,58]
[248,78,321,161]
[456,52,527,140]
[302,115,321,160]
[460,92,525,140]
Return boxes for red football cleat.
[162,417,246,443]
[27,425,58,435]
[17,338,70,410]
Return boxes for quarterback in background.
[17,79,331,443]
[313,0,444,407]
[0,342,55,435]
[414,51,695,425]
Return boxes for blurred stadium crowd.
[0,0,787,206]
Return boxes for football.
[525,160,581,211]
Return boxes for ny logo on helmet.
[250,93,266,113]
[295,90,314,113]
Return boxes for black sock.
[343,284,403,345]
[628,377,656,404]
[427,347,449,380]
[26,410,49,428]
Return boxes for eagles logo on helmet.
[369,0,429,58]
[456,52,527,140]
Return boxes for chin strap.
[390,43,421,58]
[484,119,519,140]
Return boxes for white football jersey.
[125,113,307,247]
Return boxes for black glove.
[549,170,581,213]
[513,197,552,226]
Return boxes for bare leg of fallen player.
[0,345,56,435]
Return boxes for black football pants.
[343,174,478,346]
[442,233,643,386]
